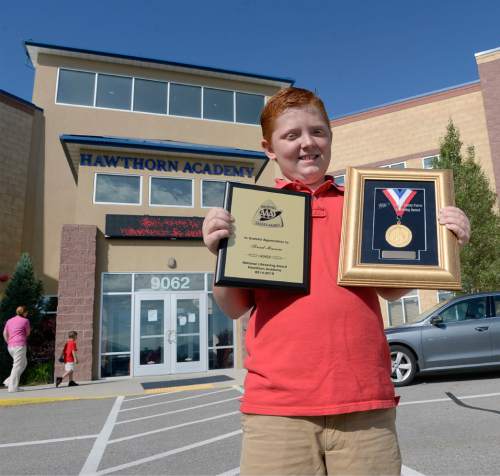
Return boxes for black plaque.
[215,182,311,291]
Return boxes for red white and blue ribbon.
[382,188,416,218]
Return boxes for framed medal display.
[338,167,461,290]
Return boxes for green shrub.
[21,360,54,386]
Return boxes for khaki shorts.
[240,408,401,476]
[64,362,75,372]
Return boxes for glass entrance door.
[171,294,207,373]
[134,295,169,376]
[133,293,207,376]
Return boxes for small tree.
[434,121,500,293]
[0,253,43,381]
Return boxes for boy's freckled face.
[262,106,332,190]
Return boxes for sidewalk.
[0,368,246,406]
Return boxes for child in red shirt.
[202,87,471,475]
[56,331,79,387]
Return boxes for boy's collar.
[274,176,344,194]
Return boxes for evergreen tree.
[0,253,43,381]
[434,121,500,293]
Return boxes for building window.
[422,155,439,169]
[387,290,420,326]
[203,88,234,122]
[100,294,132,378]
[380,162,406,169]
[201,180,226,208]
[57,69,95,106]
[56,68,265,125]
[236,92,264,124]
[39,295,58,316]
[437,290,454,303]
[103,274,133,293]
[208,293,234,369]
[96,74,132,110]
[334,175,345,186]
[150,177,193,207]
[169,83,202,118]
[94,174,141,205]
[101,295,132,353]
[133,78,168,114]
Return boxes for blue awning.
[60,134,269,183]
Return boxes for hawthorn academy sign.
[80,153,255,177]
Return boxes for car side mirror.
[430,315,443,326]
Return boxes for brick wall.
[54,225,97,382]
[0,99,35,276]
[477,53,500,197]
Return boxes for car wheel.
[390,345,417,387]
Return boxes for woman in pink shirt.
[3,305,30,392]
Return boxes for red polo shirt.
[240,177,397,416]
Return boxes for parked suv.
[385,292,500,386]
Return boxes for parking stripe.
[121,388,236,411]
[117,396,240,425]
[79,396,124,476]
[0,434,97,448]
[124,386,232,402]
[402,464,426,476]
[217,467,240,476]
[109,410,240,444]
[96,429,242,475]
[400,391,500,406]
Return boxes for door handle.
[474,326,489,332]
[167,330,177,343]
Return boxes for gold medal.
[385,223,413,248]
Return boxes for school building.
[0,41,498,381]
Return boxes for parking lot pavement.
[1,374,500,475]
[0,386,244,475]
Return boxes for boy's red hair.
[260,87,331,143]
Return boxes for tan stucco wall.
[30,53,281,292]
[329,88,495,187]
[75,153,258,277]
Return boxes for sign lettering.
[80,153,254,178]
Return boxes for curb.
[0,396,113,407]
[143,383,214,394]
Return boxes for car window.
[494,296,500,317]
[438,297,488,323]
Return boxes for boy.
[202,87,470,475]
[56,331,79,387]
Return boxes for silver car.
[385,292,500,386]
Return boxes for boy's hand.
[438,206,470,246]
[202,208,234,255]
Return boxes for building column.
[54,225,97,382]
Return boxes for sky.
[1,0,500,118]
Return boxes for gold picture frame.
[338,167,461,290]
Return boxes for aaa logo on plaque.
[253,200,284,227]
